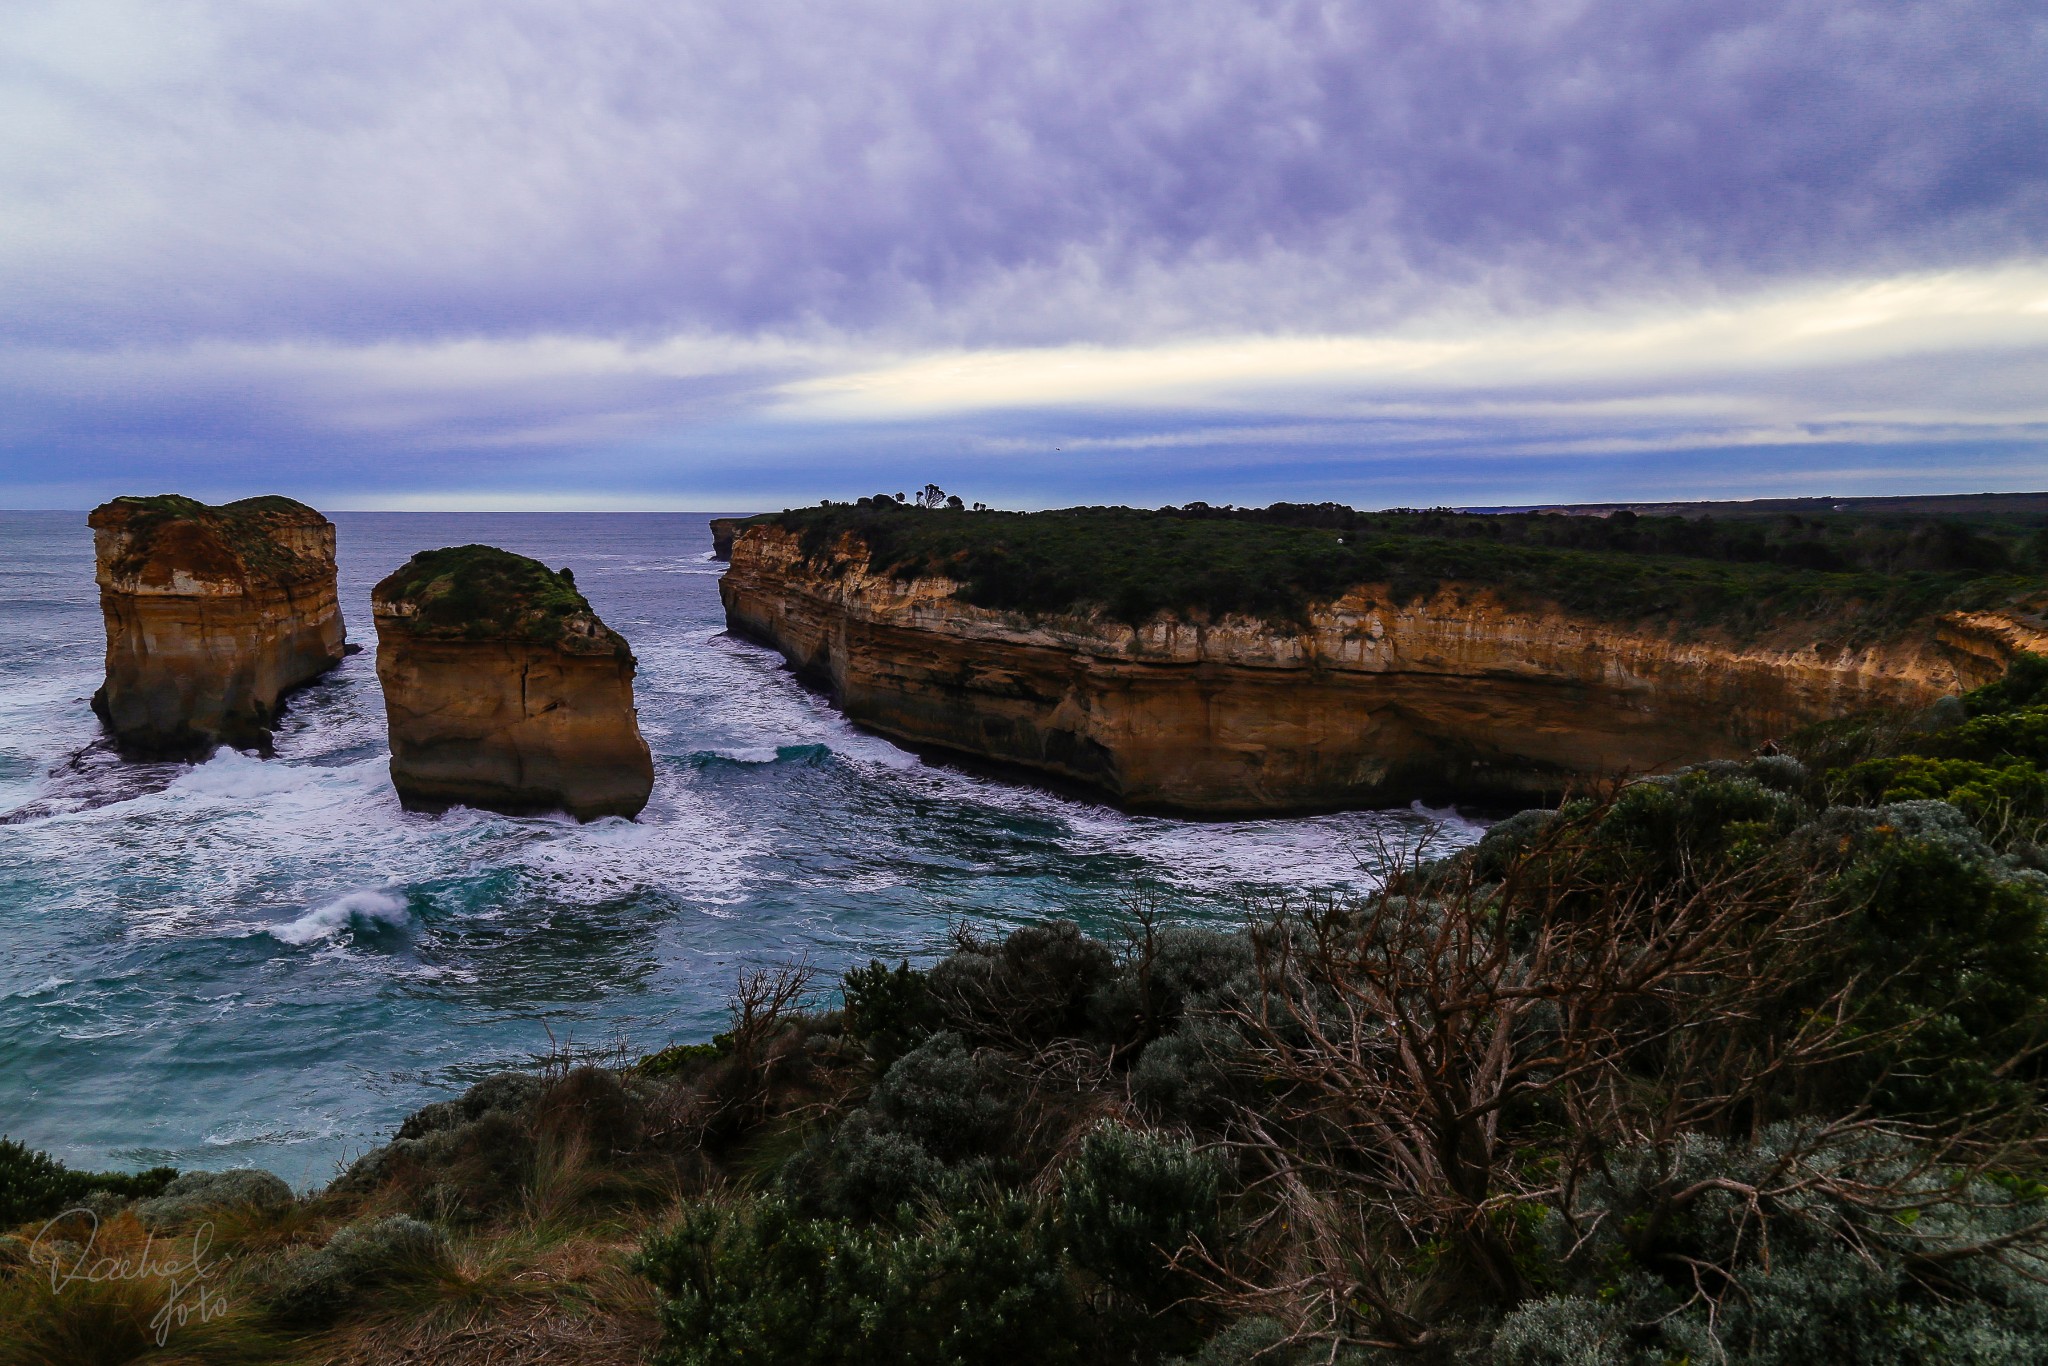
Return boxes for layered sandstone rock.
[89,494,347,757]
[721,522,2048,814]
[373,546,654,820]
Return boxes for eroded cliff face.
[89,495,347,758]
[721,524,2048,813]
[373,547,654,820]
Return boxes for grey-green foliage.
[1061,1123,1222,1313]
[1483,1130,2048,1366]
[1089,927,1255,1044]
[637,1192,1084,1366]
[1131,1016,1249,1126]
[930,920,1114,1046]
[267,1214,450,1323]
[392,1071,541,1140]
[864,1031,1015,1163]
[807,1124,950,1222]
[333,1071,540,1219]
[135,1167,293,1226]
[787,1032,1016,1220]
[1805,797,2048,888]
[1466,807,1557,881]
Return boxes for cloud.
[4,0,2044,350]
[0,0,2043,504]
[775,267,2048,419]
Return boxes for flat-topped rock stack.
[372,545,654,820]
[89,494,347,758]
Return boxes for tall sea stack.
[372,545,654,820]
[89,494,347,757]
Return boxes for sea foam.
[172,748,313,801]
[271,890,412,945]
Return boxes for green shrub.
[1130,1018,1251,1127]
[1088,928,1254,1047]
[334,1087,538,1223]
[1806,804,2048,1115]
[135,1168,293,1226]
[865,1032,1018,1165]
[930,921,1115,1047]
[1842,755,2048,851]
[637,1193,1088,1366]
[1061,1124,1222,1317]
[1923,706,2048,769]
[1962,653,2048,717]
[0,1138,176,1228]
[842,958,942,1066]
[1485,1130,2048,1366]
[638,1039,730,1076]
[1586,768,1803,879]
[805,1124,950,1222]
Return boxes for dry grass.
[310,1235,659,1366]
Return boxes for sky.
[1,0,2044,512]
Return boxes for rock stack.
[89,494,347,757]
[372,545,654,820]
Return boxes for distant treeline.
[1200,500,2048,577]
[756,499,2048,636]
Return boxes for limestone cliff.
[89,494,346,758]
[721,523,2048,813]
[373,546,654,820]
[709,519,740,561]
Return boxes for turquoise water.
[0,511,1480,1188]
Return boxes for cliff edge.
[373,545,654,820]
[89,494,346,758]
[721,518,2048,813]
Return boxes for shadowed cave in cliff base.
[720,500,2048,815]
[372,543,656,821]
[87,493,349,759]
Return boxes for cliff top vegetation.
[10,658,2048,1366]
[748,500,2048,638]
[88,493,333,586]
[372,544,625,651]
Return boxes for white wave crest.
[271,889,411,945]
[170,749,310,801]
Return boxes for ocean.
[0,510,1481,1188]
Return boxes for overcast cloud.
[1,0,2043,508]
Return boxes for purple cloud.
[1,0,2043,507]
[3,0,2041,351]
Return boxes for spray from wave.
[270,890,412,945]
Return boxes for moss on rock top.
[88,493,333,586]
[372,544,627,652]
